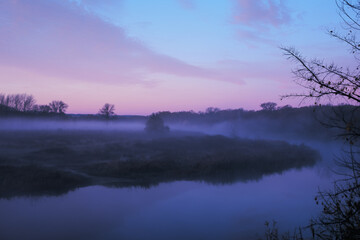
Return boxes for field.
[0,130,320,198]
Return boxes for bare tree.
[5,94,23,111]
[0,93,36,112]
[281,0,360,104]
[22,95,36,112]
[0,94,67,114]
[13,94,23,111]
[0,94,5,105]
[206,107,220,114]
[280,0,360,142]
[282,0,360,239]
[49,100,68,114]
[0,94,11,107]
[32,104,51,113]
[260,102,277,111]
[39,105,51,113]
[98,103,115,119]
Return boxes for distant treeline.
[0,93,68,117]
[0,93,357,140]
[156,105,358,140]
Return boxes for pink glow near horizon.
[0,0,349,114]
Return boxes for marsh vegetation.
[0,129,319,198]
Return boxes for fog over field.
[1,0,359,239]
[1,107,338,199]
[0,118,145,131]
[0,106,339,141]
[0,107,355,240]
[0,113,342,240]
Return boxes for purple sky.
[0,0,351,114]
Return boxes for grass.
[0,130,320,198]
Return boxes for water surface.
[0,162,335,240]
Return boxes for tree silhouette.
[282,0,360,238]
[99,103,115,119]
[260,102,277,111]
[280,1,360,107]
[49,100,68,114]
[22,95,36,112]
[145,113,170,133]
[206,107,220,114]
[0,93,36,112]
[32,104,51,113]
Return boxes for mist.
[0,118,145,131]
[0,106,349,240]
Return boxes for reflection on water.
[0,140,342,239]
[0,150,318,199]
[0,136,320,199]
[0,167,333,240]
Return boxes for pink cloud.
[177,0,195,10]
[232,0,291,28]
[0,0,235,85]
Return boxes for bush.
[145,113,170,133]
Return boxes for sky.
[0,0,352,114]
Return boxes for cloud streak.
[177,0,195,10]
[232,0,291,28]
[0,0,234,85]
[230,0,291,47]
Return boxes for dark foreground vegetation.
[264,0,360,238]
[0,165,89,198]
[0,130,319,199]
